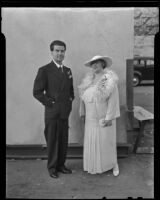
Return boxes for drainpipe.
[126,59,134,130]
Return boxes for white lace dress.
[79,70,120,174]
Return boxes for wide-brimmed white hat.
[84,55,112,68]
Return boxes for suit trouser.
[44,116,69,174]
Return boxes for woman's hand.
[99,119,112,127]
[105,120,112,126]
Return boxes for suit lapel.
[49,61,69,92]
[48,61,63,80]
[48,61,69,92]
[60,66,68,92]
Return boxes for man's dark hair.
[50,40,66,51]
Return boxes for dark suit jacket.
[33,61,74,118]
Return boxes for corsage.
[68,70,72,79]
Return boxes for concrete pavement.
[6,154,153,199]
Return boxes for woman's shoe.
[113,164,119,176]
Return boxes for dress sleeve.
[105,84,120,120]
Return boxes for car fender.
[134,70,142,78]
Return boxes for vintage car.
[133,56,154,86]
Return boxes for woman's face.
[91,60,104,74]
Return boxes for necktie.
[59,65,63,73]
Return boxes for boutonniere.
[68,70,72,79]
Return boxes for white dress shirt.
[52,59,63,72]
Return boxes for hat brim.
[84,56,112,68]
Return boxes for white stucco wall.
[3,8,134,145]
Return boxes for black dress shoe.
[57,166,72,174]
[50,171,59,178]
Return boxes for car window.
[133,60,139,65]
[139,60,145,66]
[146,60,154,66]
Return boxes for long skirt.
[83,102,117,174]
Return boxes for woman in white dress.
[78,55,120,176]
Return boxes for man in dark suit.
[33,40,74,178]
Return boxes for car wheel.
[133,74,140,87]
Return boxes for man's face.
[51,45,66,64]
